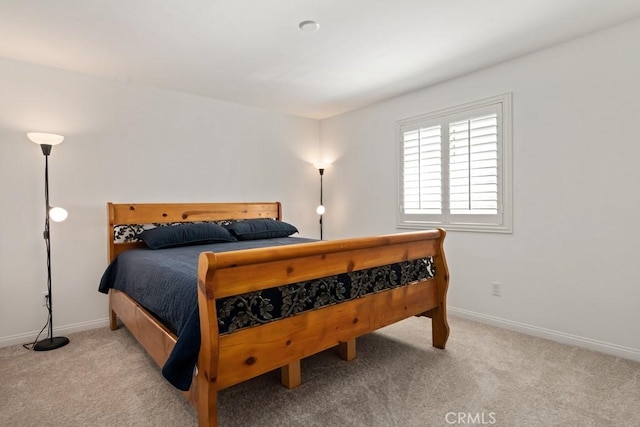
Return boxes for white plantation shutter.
[448,113,498,215]
[398,93,512,233]
[402,125,442,215]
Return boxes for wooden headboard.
[107,202,282,262]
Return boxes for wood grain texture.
[420,228,450,349]
[338,339,356,362]
[204,234,439,298]
[107,201,282,262]
[109,289,177,368]
[109,202,281,225]
[280,360,301,389]
[210,279,439,390]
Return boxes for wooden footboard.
[195,229,448,426]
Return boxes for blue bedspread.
[98,237,316,391]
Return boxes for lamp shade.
[27,132,64,146]
[316,205,325,215]
[313,162,331,170]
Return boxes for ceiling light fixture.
[299,20,319,32]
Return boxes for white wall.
[0,58,320,346]
[3,18,639,361]
[320,18,640,359]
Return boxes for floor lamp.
[28,132,70,351]
[313,163,330,240]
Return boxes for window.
[397,93,512,233]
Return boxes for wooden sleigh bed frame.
[106,201,449,426]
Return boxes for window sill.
[397,221,512,234]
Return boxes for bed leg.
[108,290,119,331]
[337,339,356,361]
[427,305,450,349]
[109,309,118,331]
[197,379,218,427]
[281,360,301,389]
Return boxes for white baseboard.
[449,306,640,362]
[0,318,110,349]
[5,310,639,363]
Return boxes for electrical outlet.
[491,282,501,297]
[42,292,49,307]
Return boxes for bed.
[100,201,449,426]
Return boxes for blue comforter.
[98,237,316,391]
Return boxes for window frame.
[397,93,513,233]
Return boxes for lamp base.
[33,336,69,351]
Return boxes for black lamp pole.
[34,143,69,351]
[318,168,324,240]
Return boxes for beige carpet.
[1,316,638,426]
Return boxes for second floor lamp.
[313,163,330,240]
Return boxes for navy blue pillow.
[225,219,298,240]
[137,223,237,249]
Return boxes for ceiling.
[2,1,640,120]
